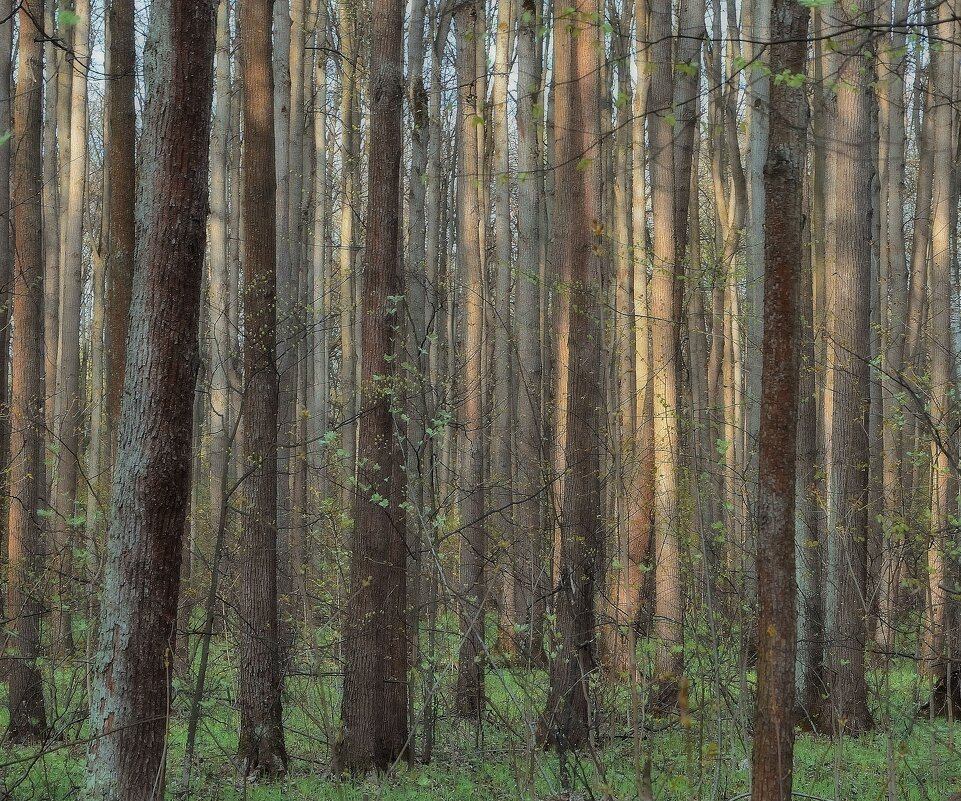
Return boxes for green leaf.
[57,8,82,27]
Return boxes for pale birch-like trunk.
[51,0,90,654]
[491,0,516,658]
[920,0,957,676]
[875,0,909,657]
[337,0,359,497]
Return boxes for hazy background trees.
[3,0,961,799]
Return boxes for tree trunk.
[6,0,48,744]
[514,0,548,666]
[822,0,874,734]
[335,0,409,768]
[51,0,90,655]
[105,0,137,457]
[921,0,957,678]
[874,0,909,659]
[337,0,359,497]
[751,0,808,796]
[85,3,216,797]
[491,0,517,660]
[237,0,289,777]
[0,0,14,641]
[208,0,232,598]
[541,0,603,751]
[454,0,488,720]
[648,0,684,686]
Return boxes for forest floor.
[2,647,960,800]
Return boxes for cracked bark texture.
[86,1,216,797]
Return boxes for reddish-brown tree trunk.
[237,0,289,777]
[105,0,136,458]
[335,0,409,772]
[751,0,808,797]
[541,0,603,752]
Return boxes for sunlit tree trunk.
[491,0,517,660]
[541,0,603,750]
[647,0,684,687]
[207,0,232,606]
[311,0,331,501]
[920,0,957,677]
[337,0,359,496]
[51,0,90,655]
[454,0,488,718]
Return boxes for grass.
[2,627,961,800]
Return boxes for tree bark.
[647,0,684,686]
[85,2,216,797]
[822,0,874,733]
[105,0,137,456]
[513,0,548,666]
[51,0,91,655]
[237,0,289,777]
[335,0,409,769]
[6,0,48,744]
[750,0,808,797]
[541,0,603,751]
[920,0,957,677]
[454,0,488,719]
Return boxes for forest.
[1,0,960,799]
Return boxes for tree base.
[920,665,961,720]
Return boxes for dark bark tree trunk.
[85,2,217,797]
[105,0,136,460]
[541,0,603,752]
[5,0,48,745]
[335,0,409,772]
[237,0,289,777]
[750,0,808,797]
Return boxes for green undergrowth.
[2,640,960,800]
